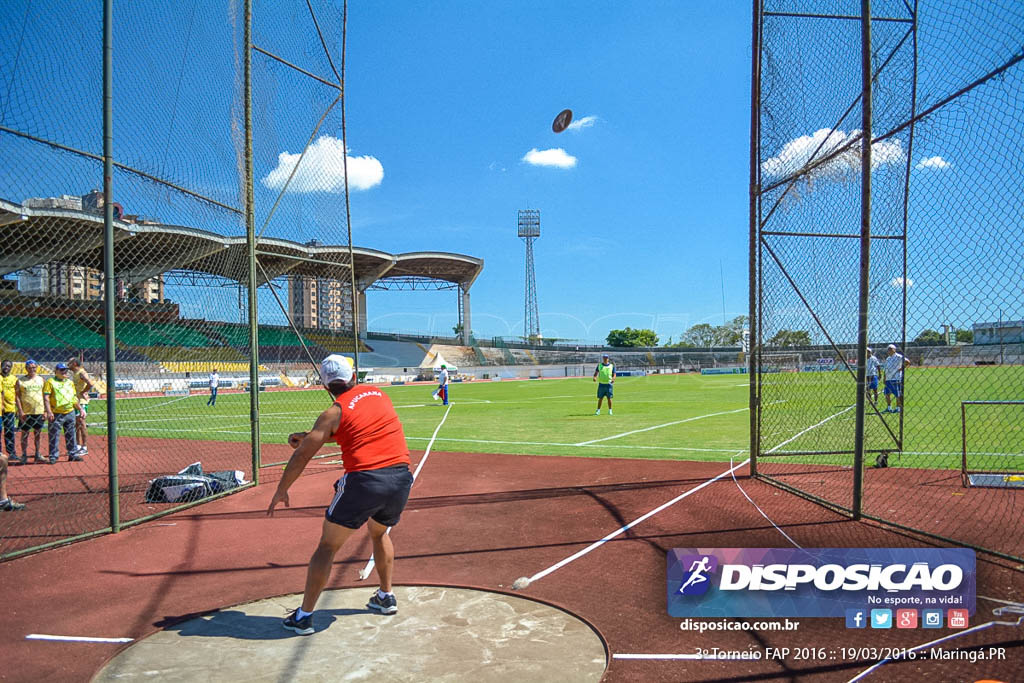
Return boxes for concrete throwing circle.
[95,586,607,682]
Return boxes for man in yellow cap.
[17,360,47,463]
[14,358,46,464]
[43,363,81,464]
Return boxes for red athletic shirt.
[331,385,410,472]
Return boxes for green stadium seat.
[0,316,103,350]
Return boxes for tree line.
[605,317,755,348]
[604,319,974,349]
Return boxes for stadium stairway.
[490,338,516,364]
[472,345,487,365]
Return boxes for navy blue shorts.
[867,376,878,390]
[326,464,413,529]
[884,380,902,397]
[597,383,613,399]
[20,414,45,431]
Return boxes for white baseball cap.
[320,354,354,384]
[887,344,897,351]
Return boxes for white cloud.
[915,155,951,170]
[262,135,383,193]
[761,128,905,182]
[522,147,577,169]
[566,115,597,132]
[891,277,914,289]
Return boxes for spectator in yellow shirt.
[68,358,94,457]
[17,360,47,464]
[0,360,25,511]
[0,360,19,462]
[43,363,80,464]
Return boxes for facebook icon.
[846,609,867,629]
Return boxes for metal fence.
[750,0,1024,563]
[0,0,357,559]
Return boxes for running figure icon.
[679,556,713,594]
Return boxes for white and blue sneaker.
[283,609,314,635]
[367,591,398,614]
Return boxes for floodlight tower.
[518,209,541,340]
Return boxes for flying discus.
[552,108,573,133]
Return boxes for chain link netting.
[0,1,355,559]
[754,0,1024,563]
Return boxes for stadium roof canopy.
[0,198,483,291]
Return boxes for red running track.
[0,451,1022,682]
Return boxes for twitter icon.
[870,609,892,629]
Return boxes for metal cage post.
[103,0,119,532]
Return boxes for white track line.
[87,423,752,455]
[408,405,453,483]
[125,394,195,413]
[26,634,133,643]
[613,653,738,660]
[88,410,321,427]
[574,407,750,446]
[725,405,857,551]
[405,436,581,448]
[978,595,1024,607]
[731,452,803,550]
[357,403,453,581]
[612,406,893,664]
[765,404,855,454]
[405,435,746,453]
[519,459,750,587]
[521,405,854,588]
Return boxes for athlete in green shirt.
[593,354,616,415]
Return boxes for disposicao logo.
[677,555,718,596]
[666,548,975,618]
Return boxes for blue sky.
[1,1,1019,345]
[0,1,752,344]
[338,1,753,343]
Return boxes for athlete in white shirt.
[207,369,220,407]
[882,345,910,413]
[865,347,880,405]
[435,365,449,406]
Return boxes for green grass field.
[758,365,1024,472]
[86,367,1022,471]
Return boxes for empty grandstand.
[0,196,484,382]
